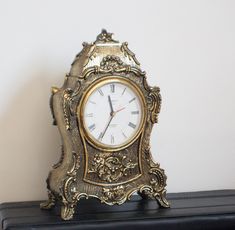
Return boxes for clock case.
[41,30,170,220]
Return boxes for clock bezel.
[78,75,146,151]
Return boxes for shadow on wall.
[0,68,63,202]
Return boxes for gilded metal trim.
[49,86,59,126]
[62,88,73,130]
[121,42,140,66]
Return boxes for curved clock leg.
[154,189,170,208]
[139,189,170,207]
[61,202,75,220]
[40,190,56,209]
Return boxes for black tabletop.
[1,190,235,230]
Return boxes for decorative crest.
[95,29,119,44]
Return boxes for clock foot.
[40,190,56,210]
[154,189,170,208]
[61,202,75,220]
[138,188,170,207]
[138,165,170,208]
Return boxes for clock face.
[81,78,144,149]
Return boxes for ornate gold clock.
[40,30,170,220]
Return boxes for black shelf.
[1,190,235,229]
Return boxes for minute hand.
[101,114,114,138]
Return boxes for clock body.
[41,30,169,220]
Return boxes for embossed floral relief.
[101,185,126,204]
[88,153,137,183]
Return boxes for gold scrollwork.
[81,56,145,80]
[61,151,81,202]
[62,88,73,130]
[148,87,161,124]
[49,86,59,126]
[101,185,126,205]
[67,151,81,176]
[142,76,161,124]
[138,167,169,208]
[149,167,166,192]
[59,151,81,220]
[60,199,76,221]
[88,153,137,183]
[121,42,140,66]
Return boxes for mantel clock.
[41,30,170,220]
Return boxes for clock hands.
[100,95,126,139]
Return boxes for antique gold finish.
[51,86,59,94]
[41,29,169,220]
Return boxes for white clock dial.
[82,79,143,148]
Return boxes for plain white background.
[0,0,234,203]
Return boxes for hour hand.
[108,95,114,114]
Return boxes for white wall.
[0,0,235,203]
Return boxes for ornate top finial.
[95,29,119,44]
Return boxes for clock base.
[41,189,169,221]
[41,165,170,221]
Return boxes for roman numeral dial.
[82,80,143,148]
